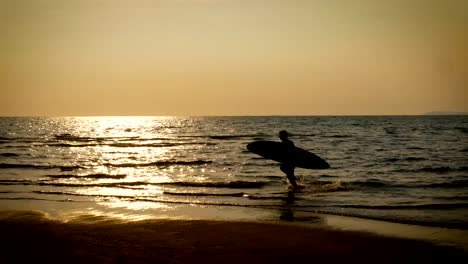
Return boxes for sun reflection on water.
[50,116,198,211]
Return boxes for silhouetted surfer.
[279,130,298,187]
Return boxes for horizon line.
[1,113,467,118]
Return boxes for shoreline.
[1,199,468,251]
[1,210,466,264]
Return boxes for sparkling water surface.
[0,116,467,227]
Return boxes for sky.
[1,0,467,116]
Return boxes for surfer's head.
[279,130,289,141]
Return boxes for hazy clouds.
[1,0,467,115]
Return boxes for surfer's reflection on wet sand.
[279,191,322,224]
[279,191,296,221]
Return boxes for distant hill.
[424,111,468,116]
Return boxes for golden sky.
[1,0,467,116]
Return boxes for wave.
[0,179,268,189]
[115,142,216,147]
[319,182,348,192]
[395,166,468,174]
[0,180,149,188]
[55,133,139,142]
[347,178,468,189]
[32,190,247,201]
[163,191,245,197]
[1,170,464,197]
[0,145,30,149]
[181,134,267,140]
[157,181,269,189]
[424,179,468,188]
[104,160,212,167]
[46,142,212,148]
[0,191,24,194]
[46,173,127,179]
[383,157,425,162]
[47,143,99,147]
[56,134,210,142]
[437,195,468,201]
[0,197,76,202]
[298,208,468,229]
[25,191,282,209]
[0,163,85,171]
[0,160,211,170]
[16,191,281,210]
[0,153,19,157]
[242,162,279,167]
[245,195,297,201]
[21,190,468,212]
[31,191,160,199]
[420,166,460,173]
[327,134,352,138]
[318,174,339,178]
[290,133,316,137]
[335,202,468,210]
[0,188,338,201]
[54,134,217,145]
[32,190,93,197]
[455,127,468,133]
[31,190,140,198]
[10,194,466,230]
[209,135,256,140]
[407,146,425,150]
[347,179,391,188]
[0,137,39,142]
[256,175,283,179]
[55,133,96,141]
[405,157,426,161]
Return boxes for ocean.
[0,116,467,228]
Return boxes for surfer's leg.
[280,164,288,174]
[286,174,298,187]
[281,164,297,187]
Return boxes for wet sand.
[1,210,466,264]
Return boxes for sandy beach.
[1,210,466,264]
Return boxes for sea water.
[0,116,467,228]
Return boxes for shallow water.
[0,116,467,228]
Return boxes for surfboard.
[246,140,330,170]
